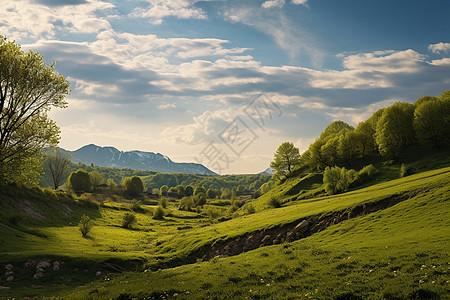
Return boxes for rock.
[53,261,60,271]
[6,276,14,281]
[261,235,272,245]
[5,271,13,276]
[96,271,102,276]
[36,268,44,274]
[0,286,11,290]
[33,273,44,279]
[5,264,13,271]
[36,260,51,270]
[292,220,310,235]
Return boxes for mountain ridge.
[62,144,217,175]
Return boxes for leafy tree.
[159,197,168,209]
[194,192,207,207]
[220,187,231,199]
[194,186,206,196]
[46,149,71,189]
[206,188,216,199]
[375,102,415,158]
[106,178,117,188]
[122,176,144,196]
[270,142,301,179]
[68,169,92,193]
[179,197,194,211]
[323,166,358,195]
[0,36,70,184]
[413,92,450,148]
[185,185,194,196]
[353,121,376,159]
[160,185,169,196]
[89,171,104,191]
[176,185,185,196]
[79,214,93,237]
[319,121,354,140]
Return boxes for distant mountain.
[259,167,274,175]
[63,144,217,175]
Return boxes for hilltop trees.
[0,36,70,184]
[122,176,144,196]
[270,142,301,179]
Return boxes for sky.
[1,0,450,174]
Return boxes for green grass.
[63,171,450,299]
[0,166,449,298]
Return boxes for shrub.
[122,213,137,228]
[244,204,255,215]
[204,207,222,219]
[400,163,415,177]
[153,206,165,220]
[268,196,282,208]
[194,192,207,207]
[179,197,194,211]
[79,214,93,237]
[323,166,358,195]
[122,176,144,196]
[131,200,143,212]
[68,169,92,194]
[356,164,377,184]
[159,197,168,209]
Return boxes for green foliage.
[131,200,143,212]
[375,102,415,158]
[152,206,165,220]
[204,207,223,219]
[107,178,117,188]
[413,91,450,148]
[323,166,358,195]
[400,163,415,177]
[220,188,231,199]
[194,186,206,195]
[0,36,69,185]
[194,192,207,207]
[45,149,72,189]
[159,197,168,209]
[122,213,137,229]
[268,196,282,208]
[122,176,144,196]
[68,169,92,193]
[319,120,355,140]
[78,214,93,237]
[89,171,104,190]
[243,204,255,215]
[270,142,301,179]
[206,188,217,199]
[184,185,194,196]
[179,197,194,211]
[160,185,169,196]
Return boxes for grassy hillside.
[66,168,449,299]
[1,166,448,298]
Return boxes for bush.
[244,204,255,215]
[153,206,165,220]
[122,176,144,196]
[131,200,143,212]
[194,192,207,207]
[356,164,377,185]
[159,197,168,209]
[79,214,93,237]
[268,196,282,208]
[204,207,222,219]
[323,166,358,195]
[179,197,194,211]
[68,169,92,194]
[400,163,415,177]
[122,213,137,228]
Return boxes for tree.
[270,142,301,179]
[122,176,144,196]
[106,178,117,188]
[184,185,194,196]
[353,120,376,160]
[319,121,354,140]
[68,169,92,193]
[206,188,216,199]
[413,92,450,148]
[375,102,415,158]
[89,171,104,191]
[160,185,169,196]
[194,186,206,196]
[79,214,93,237]
[46,149,71,189]
[0,36,70,184]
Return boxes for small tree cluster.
[122,176,144,196]
[323,166,358,195]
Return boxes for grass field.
[0,166,449,299]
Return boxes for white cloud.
[131,0,207,24]
[158,103,177,109]
[262,0,285,9]
[291,0,308,5]
[0,0,114,39]
[428,42,450,54]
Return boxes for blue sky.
[1,0,449,174]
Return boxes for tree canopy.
[270,142,301,179]
[0,36,70,184]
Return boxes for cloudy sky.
[1,0,449,174]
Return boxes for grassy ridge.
[66,170,450,299]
